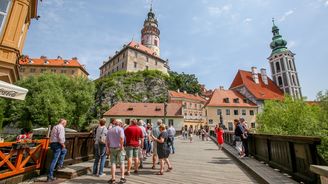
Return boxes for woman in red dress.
[215,126,224,150]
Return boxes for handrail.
[0,139,49,180]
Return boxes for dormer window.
[64,60,69,64]
[243,98,248,103]
[44,60,49,64]
[233,98,239,103]
[223,98,230,103]
[28,59,33,64]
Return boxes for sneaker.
[47,177,56,182]
[98,173,106,177]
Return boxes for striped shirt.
[50,124,65,144]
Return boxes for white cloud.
[325,0,328,6]
[278,10,294,22]
[208,4,231,16]
[243,18,252,24]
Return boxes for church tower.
[268,19,302,99]
[141,5,160,56]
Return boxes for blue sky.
[23,0,328,100]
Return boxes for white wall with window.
[0,0,11,36]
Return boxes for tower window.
[276,62,281,72]
[154,40,158,46]
[134,62,137,68]
[146,66,149,70]
[155,61,158,65]
[278,76,283,86]
[292,75,296,86]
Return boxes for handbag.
[98,128,107,144]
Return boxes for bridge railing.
[44,132,94,168]
[0,139,49,180]
[211,130,327,184]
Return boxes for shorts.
[126,146,139,159]
[153,142,158,155]
[110,148,125,165]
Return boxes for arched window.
[276,62,281,72]
[154,39,158,46]
[278,76,283,86]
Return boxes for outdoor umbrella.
[0,80,28,100]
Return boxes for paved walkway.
[59,137,258,184]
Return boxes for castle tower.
[141,4,160,56]
[268,19,302,99]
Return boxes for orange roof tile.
[127,41,159,58]
[103,102,183,118]
[229,70,284,100]
[19,57,89,75]
[206,89,257,107]
[169,90,207,103]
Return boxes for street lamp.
[164,102,168,125]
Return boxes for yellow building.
[19,56,89,79]
[0,0,38,83]
[206,88,258,131]
[168,90,207,128]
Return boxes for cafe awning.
[0,80,28,100]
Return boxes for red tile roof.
[206,89,257,107]
[103,102,183,118]
[127,41,159,58]
[169,90,207,103]
[229,70,284,100]
[19,57,89,75]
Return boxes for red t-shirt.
[124,125,144,147]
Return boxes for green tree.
[0,98,5,130]
[167,71,202,94]
[4,74,95,130]
[256,96,327,160]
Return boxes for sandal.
[120,178,126,183]
[108,179,115,184]
[125,171,130,176]
[167,167,173,172]
[155,171,164,175]
[151,166,156,169]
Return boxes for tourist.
[151,124,172,175]
[234,119,245,158]
[48,119,68,182]
[188,125,193,143]
[146,123,152,157]
[151,119,162,169]
[137,120,148,169]
[92,118,108,177]
[107,119,126,184]
[200,126,205,141]
[167,123,176,154]
[205,125,210,141]
[124,119,144,175]
[240,117,249,157]
[216,125,224,150]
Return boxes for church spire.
[270,19,288,55]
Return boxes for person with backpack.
[188,125,193,143]
[92,118,108,177]
[234,119,245,158]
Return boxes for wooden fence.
[0,139,49,180]
[215,131,327,184]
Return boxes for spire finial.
[150,0,153,12]
[272,18,275,26]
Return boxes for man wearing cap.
[240,117,249,157]
[107,119,126,183]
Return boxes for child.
[216,126,224,150]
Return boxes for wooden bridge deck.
[59,137,257,184]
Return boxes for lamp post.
[164,102,168,125]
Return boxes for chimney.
[57,56,62,60]
[40,55,47,59]
[219,86,224,90]
[260,68,268,85]
[177,89,180,93]
[251,67,259,84]
[183,90,187,94]
[72,57,78,60]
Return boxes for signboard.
[0,80,28,100]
